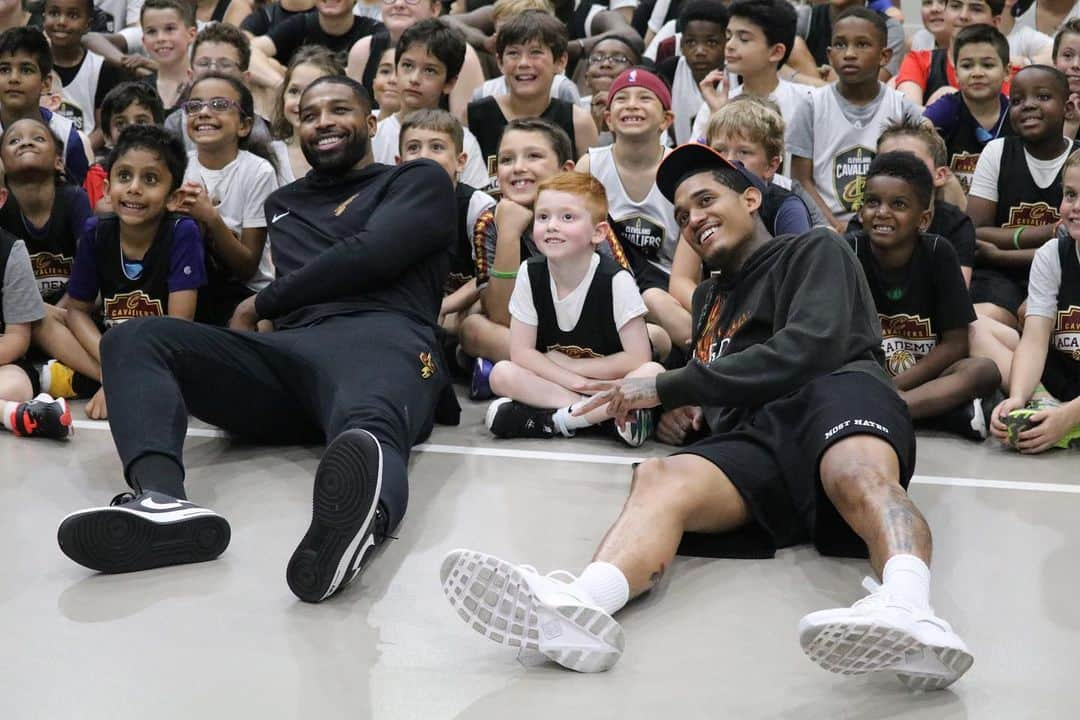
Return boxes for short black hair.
[985,0,1005,16]
[397,18,466,84]
[302,75,373,112]
[100,81,166,135]
[496,9,568,58]
[191,21,250,71]
[106,124,188,192]
[832,6,888,47]
[1013,63,1070,99]
[140,0,196,26]
[676,0,729,33]
[0,27,53,78]
[727,0,796,67]
[46,0,95,19]
[866,150,934,211]
[499,117,573,165]
[953,23,1009,67]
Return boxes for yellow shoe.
[39,360,76,399]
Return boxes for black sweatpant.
[100,312,447,531]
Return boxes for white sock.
[2,401,18,431]
[571,561,630,616]
[553,398,597,437]
[881,554,931,610]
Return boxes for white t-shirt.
[967,137,1073,203]
[1026,233,1073,318]
[508,253,647,333]
[471,74,580,104]
[645,20,678,61]
[371,114,489,189]
[1015,0,1080,37]
[689,78,813,144]
[184,150,279,290]
[1008,25,1054,60]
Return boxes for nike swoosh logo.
[141,497,187,510]
[272,211,291,223]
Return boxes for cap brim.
[656,143,766,203]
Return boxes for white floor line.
[69,420,1080,494]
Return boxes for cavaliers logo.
[949,152,980,193]
[419,351,436,379]
[333,192,360,217]
[547,343,601,359]
[103,291,164,326]
[1053,305,1080,360]
[1005,202,1058,228]
[879,313,936,377]
[614,214,665,256]
[833,146,875,213]
[30,251,74,298]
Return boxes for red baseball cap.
[605,68,672,111]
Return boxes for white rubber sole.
[440,549,625,673]
[798,613,974,691]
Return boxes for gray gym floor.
[3,391,1078,719]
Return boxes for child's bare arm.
[509,318,590,393]
[64,299,103,362]
[167,289,198,320]
[441,279,480,317]
[481,200,533,325]
[0,322,31,365]
[967,195,1057,251]
[790,156,842,230]
[892,326,968,392]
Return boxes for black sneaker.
[57,491,230,573]
[286,428,385,603]
[485,398,557,439]
[9,393,72,439]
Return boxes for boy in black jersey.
[967,65,1077,328]
[848,120,976,285]
[466,10,598,185]
[849,151,1000,440]
[397,109,496,346]
[484,172,663,447]
[63,125,206,420]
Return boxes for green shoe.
[1004,408,1080,449]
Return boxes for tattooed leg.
[592,454,751,599]
[819,435,932,577]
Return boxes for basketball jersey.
[529,253,624,359]
[0,184,85,304]
[93,214,181,327]
[805,3,832,67]
[924,49,951,103]
[943,96,1011,194]
[994,137,1080,229]
[1046,234,1080,399]
[57,51,105,134]
[450,183,493,293]
[760,183,809,237]
[588,145,678,275]
[468,96,577,191]
[807,84,907,221]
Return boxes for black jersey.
[923,49,951,104]
[467,97,577,185]
[995,137,1080,229]
[241,1,305,36]
[1045,234,1080,400]
[805,4,832,66]
[529,253,624,359]
[760,182,810,237]
[0,184,87,304]
[847,232,975,376]
[268,12,383,64]
[93,214,182,327]
[940,96,1012,194]
[449,183,483,293]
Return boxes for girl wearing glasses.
[176,74,280,326]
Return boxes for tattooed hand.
[573,376,661,423]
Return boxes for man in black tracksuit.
[57,77,458,603]
[438,145,974,690]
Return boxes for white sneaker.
[798,578,974,691]
[440,548,625,672]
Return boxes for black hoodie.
[656,227,892,433]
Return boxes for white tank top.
[589,145,679,273]
[59,51,105,135]
[809,84,906,222]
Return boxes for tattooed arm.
[574,375,661,423]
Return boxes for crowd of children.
[1,0,1080,456]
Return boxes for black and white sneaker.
[57,491,230,573]
[485,398,557,439]
[286,428,385,603]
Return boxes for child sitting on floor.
[485,172,664,447]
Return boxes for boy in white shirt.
[485,172,663,447]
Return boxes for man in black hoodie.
[438,144,975,690]
[56,77,458,604]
